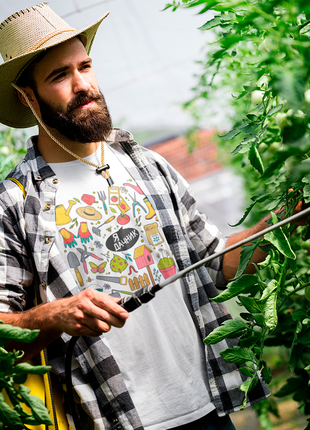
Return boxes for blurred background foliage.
[0,128,27,180]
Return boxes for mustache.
[67,90,103,113]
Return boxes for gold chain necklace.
[12,83,114,186]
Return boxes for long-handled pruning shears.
[66,206,310,430]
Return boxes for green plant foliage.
[166,0,310,427]
[0,322,52,429]
[0,127,27,181]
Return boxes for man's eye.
[53,73,66,81]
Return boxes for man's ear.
[17,87,38,109]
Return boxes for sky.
[0,0,228,135]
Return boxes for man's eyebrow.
[44,58,92,82]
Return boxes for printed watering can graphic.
[56,200,76,226]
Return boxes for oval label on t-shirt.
[106,227,139,252]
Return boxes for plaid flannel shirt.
[0,129,269,429]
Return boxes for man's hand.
[223,194,310,281]
[0,290,129,361]
[51,289,129,337]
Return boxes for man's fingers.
[73,289,129,336]
[89,291,129,320]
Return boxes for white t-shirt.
[50,144,215,429]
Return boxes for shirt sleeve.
[177,173,228,288]
[0,181,33,313]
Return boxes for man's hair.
[16,50,47,90]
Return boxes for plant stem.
[278,282,310,312]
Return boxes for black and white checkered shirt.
[0,129,269,429]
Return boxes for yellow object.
[6,177,26,198]
[56,200,76,226]
[143,197,156,219]
[2,362,69,430]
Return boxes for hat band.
[27,27,77,53]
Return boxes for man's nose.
[72,71,91,93]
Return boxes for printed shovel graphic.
[67,252,84,287]
[92,216,115,237]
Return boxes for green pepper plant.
[165,1,310,428]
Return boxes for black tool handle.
[117,284,161,312]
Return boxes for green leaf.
[272,68,305,109]
[258,254,271,269]
[240,376,258,409]
[229,201,256,226]
[0,324,39,344]
[260,279,278,301]
[264,228,296,259]
[17,384,53,426]
[282,123,307,144]
[198,16,222,30]
[289,343,304,372]
[220,346,255,364]
[303,183,310,204]
[238,296,264,313]
[13,374,28,385]
[13,363,51,375]
[252,313,265,327]
[261,364,273,384]
[248,144,264,175]
[263,146,309,178]
[240,366,254,377]
[295,328,310,345]
[264,290,278,330]
[218,128,241,140]
[0,395,24,427]
[211,274,258,302]
[291,310,308,322]
[266,104,283,116]
[239,123,260,134]
[274,377,302,398]
[230,142,252,155]
[233,243,258,279]
[239,331,261,348]
[231,90,248,100]
[229,194,270,227]
[204,319,248,344]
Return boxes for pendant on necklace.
[96,164,114,187]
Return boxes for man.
[0,3,270,430]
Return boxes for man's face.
[30,37,112,143]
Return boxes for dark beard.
[34,89,113,143]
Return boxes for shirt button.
[45,237,51,244]
[41,281,46,287]
[52,178,59,184]
[45,203,51,210]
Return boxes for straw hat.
[0,2,109,129]
[76,206,102,220]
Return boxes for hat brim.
[0,11,109,129]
